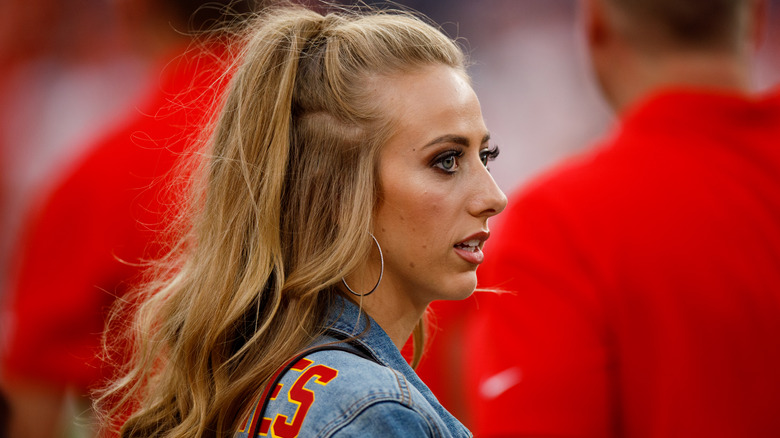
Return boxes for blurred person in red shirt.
[465,0,780,436]
[0,0,152,304]
[0,1,257,436]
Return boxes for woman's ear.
[748,0,768,51]
[584,0,610,51]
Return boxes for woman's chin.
[439,276,478,302]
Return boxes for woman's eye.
[480,146,500,167]
[433,151,462,173]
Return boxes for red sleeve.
[1,47,222,393]
[2,128,178,392]
[465,186,614,438]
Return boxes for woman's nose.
[470,166,507,218]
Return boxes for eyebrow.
[423,133,491,149]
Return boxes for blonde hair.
[97,5,465,437]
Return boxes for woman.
[98,4,506,437]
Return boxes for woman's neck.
[350,282,428,350]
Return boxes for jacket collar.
[324,295,469,435]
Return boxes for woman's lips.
[454,245,485,264]
[453,231,489,264]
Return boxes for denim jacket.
[235,296,472,437]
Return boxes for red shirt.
[467,88,780,437]
[1,47,227,391]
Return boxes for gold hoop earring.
[342,233,384,297]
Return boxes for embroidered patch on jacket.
[239,357,339,438]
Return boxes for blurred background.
[3,0,780,294]
[0,0,777,436]
[6,0,779,291]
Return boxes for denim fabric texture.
[235,296,472,437]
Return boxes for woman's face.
[371,64,507,307]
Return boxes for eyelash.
[481,145,500,166]
[431,145,500,174]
